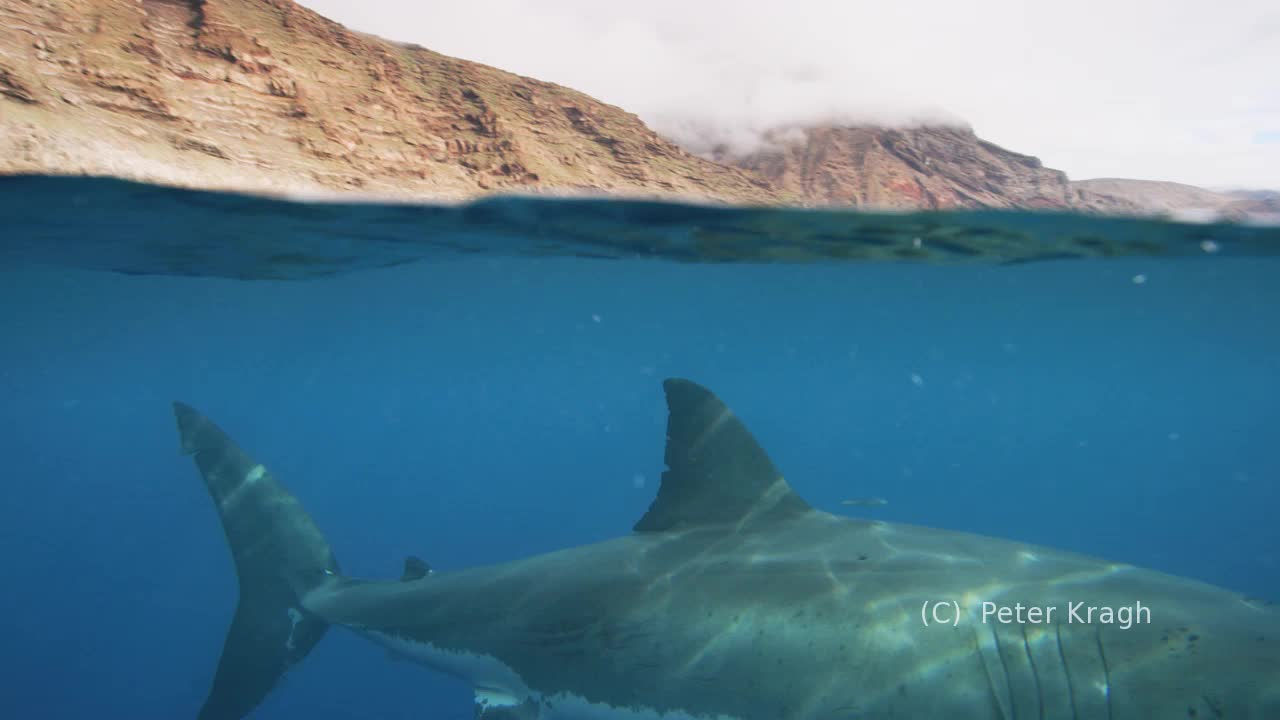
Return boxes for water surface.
[1,176,1276,718]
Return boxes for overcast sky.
[301,0,1279,189]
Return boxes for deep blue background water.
[1,248,1277,718]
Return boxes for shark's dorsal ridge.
[634,378,813,533]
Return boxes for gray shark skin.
[174,402,340,720]
[175,380,1280,720]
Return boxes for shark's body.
[175,379,1280,720]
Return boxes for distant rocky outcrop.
[1225,190,1280,217]
[711,125,1135,212]
[1072,179,1280,220]
[0,0,777,203]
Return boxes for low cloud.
[301,0,1280,189]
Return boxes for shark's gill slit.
[1054,625,1080,720]
[992,627,1018,720]
[1095,627,1113,720]
[1019,623,1045,720]
[973,621,1012,720]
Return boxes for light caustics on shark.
[173,379,1280,720]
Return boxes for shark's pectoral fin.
[634,378,813,533]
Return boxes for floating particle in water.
[912,237,923,249]
[632,473,646,489]
[591,313,602,323]
[1132,274,1148,285]
[1200,240,1220,254]
[909,373,924,387]
[1167,432,1180,441]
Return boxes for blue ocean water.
[0,177,1277,718]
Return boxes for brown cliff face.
[715,125,1134,212]
[0,0,778,202]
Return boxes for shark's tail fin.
[173,402,340,720]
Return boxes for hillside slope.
[0,0,777,202]
[715,125,1133,211]
[1073,179,1280,219]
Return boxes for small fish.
[840,497,888,507]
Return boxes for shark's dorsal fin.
[634,379,813,533]
[400,556,430,582]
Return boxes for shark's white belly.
[365,628,747,720]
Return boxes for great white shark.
[174,378,1279,719]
